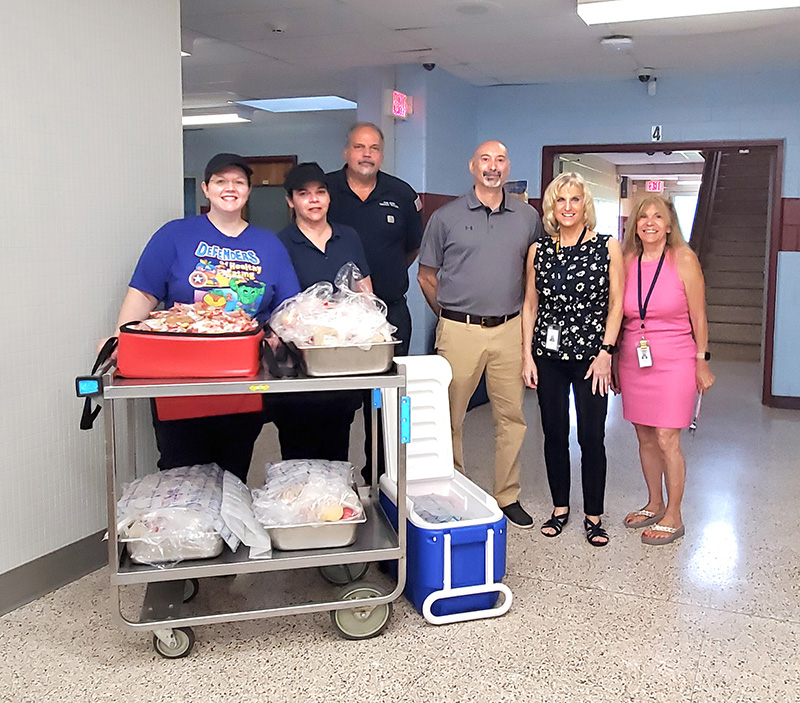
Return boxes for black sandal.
[540,508,570,537]
[584,517,609,547]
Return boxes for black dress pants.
[152,405,264,484]
[535,355,609,516]
[362,298,411,479]
[270,391,362,462]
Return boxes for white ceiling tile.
[179,0,800,100]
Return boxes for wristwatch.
[696,351,711,361]
[600,344,617,354]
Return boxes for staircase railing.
[689,150,722,263]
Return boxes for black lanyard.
[556,226,587,257]
[637,247,666,330]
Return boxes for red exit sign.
[392,90,408,119]
[646,180,664,192]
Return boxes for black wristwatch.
[599,344,616,355]
[696,351,711,361]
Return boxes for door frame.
[541,139,785,406]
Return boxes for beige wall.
[0,0,183,573]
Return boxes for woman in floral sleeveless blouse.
[522,173,624,546]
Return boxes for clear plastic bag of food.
[268,263,396,347]
[251,459,364,526]
[116,464,237,567]
[412,494,468,524]
[220,471,273,559]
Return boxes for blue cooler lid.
[382,355,455,484]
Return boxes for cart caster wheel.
[182,578,199,603]
[319,563,369,586]
[153,627,195,659]
[330,583,392,640]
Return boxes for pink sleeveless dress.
[617,255,697,428]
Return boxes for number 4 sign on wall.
[651,125,663,142]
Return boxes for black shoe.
[501,501,533,529]
[540,508,570,537]
[584,516,609,547]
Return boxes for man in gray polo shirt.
[417,140,543,528]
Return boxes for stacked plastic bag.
[268,263,396,347]
[116,464,272,566]
[252,460,364,527]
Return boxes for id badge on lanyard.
[636,247,666,369]
[545,325,561,352]
[637,339,653,368]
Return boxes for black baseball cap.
[204,153,253,184]
[283,162,327,194]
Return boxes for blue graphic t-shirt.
[130,215,300,322]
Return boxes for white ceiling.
[181,0,800,105]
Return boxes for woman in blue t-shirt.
[110,153,300,482]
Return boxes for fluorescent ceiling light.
[182,113,251,127]
[577,0,800,24]
[237,96,357,113]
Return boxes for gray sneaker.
[501,501,533,529]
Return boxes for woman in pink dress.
[615,196,715,545]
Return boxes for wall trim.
[0,530,106,616]
[769,396,800,410]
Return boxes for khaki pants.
[435,315,526,508]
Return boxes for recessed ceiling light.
[578,0,800,24]
[236,96,357,113]
[182,113,251,127]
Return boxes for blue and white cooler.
[379,355,512,625]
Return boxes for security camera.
[637,68,654,83]
[422,63,436,71]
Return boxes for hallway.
[1,360,798,702]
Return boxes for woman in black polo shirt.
[273,162,372,461]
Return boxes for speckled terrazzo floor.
[2,360,798,703]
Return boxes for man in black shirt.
[327,122,423,356]
[327,122,424,481]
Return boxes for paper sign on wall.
[651,125,663,142]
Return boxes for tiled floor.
[1,360,798,702]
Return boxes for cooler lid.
[382,355,455,484]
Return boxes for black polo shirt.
[326,167,423,304]
[276,221,370,289]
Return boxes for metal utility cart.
[80,361,409,658]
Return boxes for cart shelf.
[114,499,401,585]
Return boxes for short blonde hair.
[622,195,688,257]
[541,172,597,237]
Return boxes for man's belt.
[440,309,520,328]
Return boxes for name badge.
[386,214,395,224]
[637,339,653,368]
[545,325,561,352]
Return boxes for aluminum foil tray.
[298,340,398,377]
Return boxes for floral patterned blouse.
[533,233,611,361]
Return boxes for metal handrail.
[690,150,722,263]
